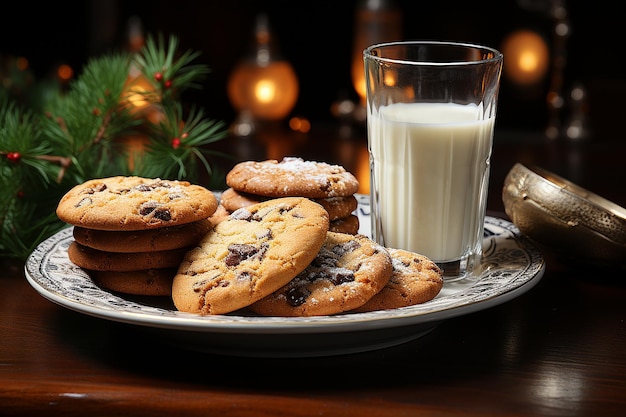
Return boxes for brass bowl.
[502,163,626,267]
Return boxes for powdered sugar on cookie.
[226,157,359,198]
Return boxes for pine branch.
[0,34,228,262]
[136,102,229,184]
[133,34,211,105]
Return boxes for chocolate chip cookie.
[56,176,218,230]
[249,232,393,317]
[225,157,359,199]
[171,197,330,315]
[353,248,444,312]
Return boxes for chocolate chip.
[82,183,107,194]
[256,229,272,240]
[74,197,92,208]
[225,244,258,266]
[134,181,170,192]
[251,212,264,222]
[153,208,171,221]
[286,286,310,306]
[327,267,354,285]
[225,243,269,266]
[230,208,253,221]
[138,202,171,221]
[154,181,171,188]
[139,201,158,216]
[312,248,339,268]
[135,184,153,192]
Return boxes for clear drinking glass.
[364,41,503,280]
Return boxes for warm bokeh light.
[123,74,163,124]
[57,64,73,82]
[124,75,155,110]
[127,86,150,109]
[501,30,550,85]
[255,79,276,103]
[227,60,299,121]
[227,13,299,128]
[289,116,311,133]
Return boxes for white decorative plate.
[25,194,545,357]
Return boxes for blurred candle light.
[501,29,550,85]
[227,13,299,136]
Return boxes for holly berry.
[171,138,181,149]
[164,80,172,89]
[6,152,21,163]
[154,72,163,82]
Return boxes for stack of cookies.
[220,157,361,234]
[56,176,221,297]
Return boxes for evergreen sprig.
[0,34,228,262]
[133,34,211,105]
[137,103,229,181]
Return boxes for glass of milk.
[364,41,503,281]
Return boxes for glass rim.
[363,40,503,66]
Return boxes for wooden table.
[1,122,625,416]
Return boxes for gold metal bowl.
[502,163,626,267]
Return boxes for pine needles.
[0,34,227,261]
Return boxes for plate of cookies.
[25,158,545,357]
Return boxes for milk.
[368,102,494,271]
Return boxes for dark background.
[1,0,623,137]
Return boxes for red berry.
[171,138,181,149]
[164,80,172,89]
[154,72,163,82]
[7,152,21,162]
